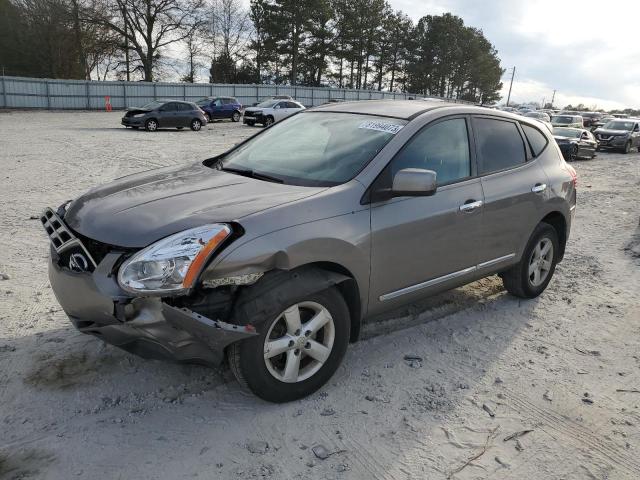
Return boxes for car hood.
[595,129,629,135]
[244,107,264,114]
[553,136,577,142]
[64,162,325,248]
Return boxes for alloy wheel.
[191,119,201,131]
[528,238,554,287]
[263,301,335,383]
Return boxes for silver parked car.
[243,99,305,127]
[43,101,577,402]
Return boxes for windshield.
[553,127,581,138]
[140,100,165,110]
[604,121,634,131]
[216,112,407,186]
[196,98,212,106]
[256,100,279,108]
[552,116,576,124]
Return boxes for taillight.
[565,162,577,187]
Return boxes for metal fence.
[0,75,465,110]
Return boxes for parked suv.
[196,97,243,123]
[121,100,207,131]
[43,101,576,402]
[551,115,583,128]
[593,119,640,153]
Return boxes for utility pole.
[506,66,516,106]
[550,89,556,109]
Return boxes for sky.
[391,0,640,110]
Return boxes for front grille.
[41,207,98,271]
[71,231,117,265]
[41,208,75,252]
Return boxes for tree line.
[0,0,504,103]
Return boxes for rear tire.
[190,119,202,131]
[228,287,350,403]
[501,222,559,299]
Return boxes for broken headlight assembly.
[118,224,231,295]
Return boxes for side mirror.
[392,168,437,197]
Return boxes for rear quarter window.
[521,124,549,157]
[474,117,527,174]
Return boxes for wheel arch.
[540,211,567,260]
[231,263,362,343]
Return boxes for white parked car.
[243,99,305,127]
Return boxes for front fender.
[200,210,371,313]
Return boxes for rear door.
[473,116,550,265]
[368,116,485,312]
[173,102,190,126]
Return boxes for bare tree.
[90,0,205,81]
[208,0,250,71]
[181,27,206,82]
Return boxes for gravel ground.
[0,111,639,480]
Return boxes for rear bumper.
[48,247,255,365]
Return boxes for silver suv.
[42,101,577,402]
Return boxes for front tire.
[145,119,158,132]
[624,141,631,154]
[501,222,559,299]
[228,287,350,403]
[264,116,274,127]
[569,144,578,161]
[190,119,202,131]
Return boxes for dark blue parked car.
[196,97,243,123]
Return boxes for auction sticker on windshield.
[358,120,404,134]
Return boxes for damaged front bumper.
[48,248,257,366]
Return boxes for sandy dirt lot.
[0,111,639,480]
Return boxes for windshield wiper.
[220,166,284,183]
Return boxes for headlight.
[133,113,146,118]
[118,224,231,295]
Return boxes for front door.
[369,116,485,313]
[210,98,224,118]
[159,102,179,127]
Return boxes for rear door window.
[521,124,549,157]
[474,117,526,174]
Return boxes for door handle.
[531,183,547,193]
[459,200,483,212]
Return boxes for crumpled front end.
[43,207,256,366]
